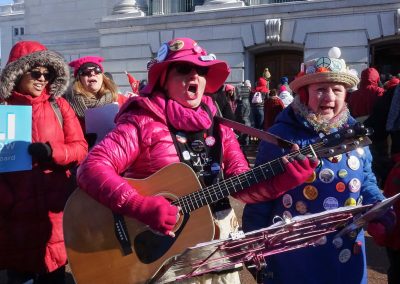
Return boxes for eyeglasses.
[79,67,102,77]
[174,64,209,76]
[29,70,54,81]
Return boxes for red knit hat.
[69,56,104,77]
[142,38,230,94]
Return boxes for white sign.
[85,103,119,145]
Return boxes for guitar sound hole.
[134,213,189,264]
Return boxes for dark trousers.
[6,266,66,284]
[387,248,400,284]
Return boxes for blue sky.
[0,0,12,5]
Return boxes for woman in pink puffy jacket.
[77,37,317,283]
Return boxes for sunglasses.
[79,66,102,77]
[29,70,54,81]
[174,64,209,76]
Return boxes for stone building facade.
[0,0,399,92]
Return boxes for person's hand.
[367,208,396,246]
[28,142,53,162]
[269,153,319,196]
[127,195,179,237]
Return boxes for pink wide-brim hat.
[142,38,230,94]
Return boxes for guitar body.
[63,163,215,284]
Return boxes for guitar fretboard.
[172,145,314,214]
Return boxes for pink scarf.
[152,92,217,132]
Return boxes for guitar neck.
[172,145,314,214]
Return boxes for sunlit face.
[17,66,52,97]
[307,83,347,120]
[164,63,208,108]
[79,66,103,94]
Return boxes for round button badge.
[347,155,360,171]
[315,57,332,68]
[305,171,317,183]
[169,39,184,51]
[348,178,361,193]
[338,169,348,179]
[156,43,169,62]
[319,168,335,183]
[182,150,191,161]
[176,132,187,144]
[295,200,308,214]
[191,140,205,152]
[323,197,339,210]
[332,237,343,249]
[328,154,342,163]
[282,210,292,220]
[303,185,318,200]
[282,194,293,208]
[344,197,357,207]
[338,249,351,263]
[356,147,365,156]
[336,182,346,193]
[205,136,216,147]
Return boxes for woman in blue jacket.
[242,47,395,284]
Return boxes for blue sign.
[0,105,32,173]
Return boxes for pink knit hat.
[142,38,230,94]
[69,56,104,77]
[225,84,235,92]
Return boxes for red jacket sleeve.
[48,97,88,165]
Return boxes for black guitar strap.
[113,213,133,256]
[168,102,231,213]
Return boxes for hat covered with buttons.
[290,47,359,95]
[142,37,230,94]
[69,56,104,77]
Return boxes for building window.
[14,28,18,36]
[20,27,24,35]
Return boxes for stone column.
[112,0,145,16]
[195,0,245,12]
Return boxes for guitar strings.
[172,141,327,213]
[173,142,326,213]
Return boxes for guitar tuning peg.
[329,149,335,155]
[346,129,354,135]
[334,133,341,139]
[341,145,347,150]
[353,140,360,146]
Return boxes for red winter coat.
[77,93,280,218]
[263,96,284,130]
[347,67,384,118]
[0,91,88,273]
[382,156,400,250]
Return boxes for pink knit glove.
[269,154,319,196]
[367,208,396,246]
[125,195,178,236]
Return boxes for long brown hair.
[73,73,118,101]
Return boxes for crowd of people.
[0,39,398,284]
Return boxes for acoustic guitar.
[63,124,371,284]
